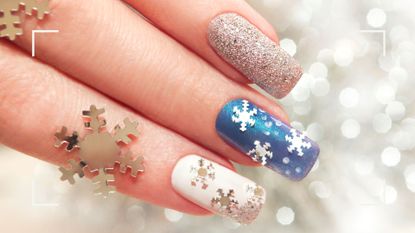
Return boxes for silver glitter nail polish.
[208,13,303,99]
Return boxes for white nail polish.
[171,155,266,224]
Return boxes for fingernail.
[171,155,266,224]
[216,99,319,180]
[208,13,302,99]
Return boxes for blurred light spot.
[317,48,334,65]
[126,205,146,231]
[372,113,392,133]
[291,121,305,131]
[280,38,297,56]
[306,123,324,141]
[309,62,328,78]
[334,40,354,66]
[164,208,183,222]
[341,119,360,138]
[381,147,401,167]
[375,84,396,104]
[276,206,295,225]
[388,66,408,84]
[293,102,312,115]
[367,8,387,28]
[283,157,290,164]
[393,130,415,151]
[404,165,415,192]
[291,74,312,102]
[339,87,359,108]
[311,78,330,97]
[354,157,374,175]
[385,101,406,121]
[381,185,397,204]
[309,181,331,198]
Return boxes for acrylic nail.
[216,99,319,180]
[208,13,303,99]
[171,155,266,224]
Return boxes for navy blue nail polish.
[216,99,319,180]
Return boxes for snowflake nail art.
[172,155,266,224]
[55,105,144,198]
[231,100,257,132]
[216,99,319,180]
[285,129,312,156]
[190,158,215,189]
[247,140,273,165]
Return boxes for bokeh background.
[1,0,415,232]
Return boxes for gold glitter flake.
[55,105,144,197]
[190,158,215,189]
[0,0,50,40]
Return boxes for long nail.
[208,13,302,99]
[171,155,266,224]
[216,99,319,180]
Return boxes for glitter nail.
[208,13,303,98]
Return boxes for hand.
[0,0,319,224]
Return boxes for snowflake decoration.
[0,0,50,40]
[55,105,144,197]
[211,188,239,213]
[92,169,116,198]
[285,128,312,156]
[232,100,257,132]
[247,140,273,165]
[190,158,215,189]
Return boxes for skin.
[0,0,290,216]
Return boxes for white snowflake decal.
[247,140,273,165]
[232,100,257,132]
[285,129,312,156]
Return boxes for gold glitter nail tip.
[208,13,303,98]
[172,155,266,224]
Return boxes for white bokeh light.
[382,185,397,204]
[388,66,408,84]
[164,209,183,222]
[339,88,359,108]
[385,101,406,121]
[280,38,297,56]
[381,147,401,167]
[375,84,396,104]
[341,119,361,138]
[367,8,387,28]
[309,62,328,78]
[309,181,332,198]
[311,78,330,96]
[372,113,392,133]
[334,39,354,67]
[404,165,415,192]
[276,207,295,225]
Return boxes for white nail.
[171,155,266,224]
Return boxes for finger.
[0,41,255,217]
[12,0,319,180]
[124,0,302,99]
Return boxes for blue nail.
[216,99,319,180]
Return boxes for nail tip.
[208,13,304,99]
[216,99,320,181]
[172,154,265,224]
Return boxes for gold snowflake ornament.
[55,105,145,198]
[0,0,50,40]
